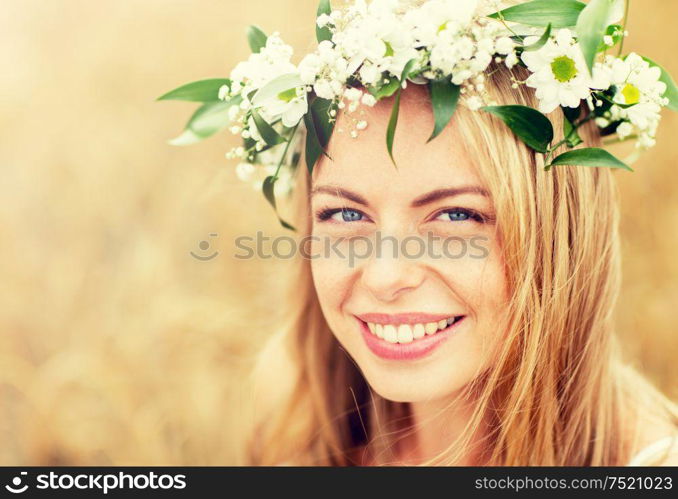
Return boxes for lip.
[355,314,466,361]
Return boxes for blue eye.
[435,208,482,223]
[337,209,363,222]
[317,208,366,222]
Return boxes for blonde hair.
[246,63,678,466]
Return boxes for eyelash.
[432,207,489,224]
[316,207,370,223]
[314,207,490,224]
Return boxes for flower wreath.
[159,0,677,230]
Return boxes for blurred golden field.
[0,0,676,465]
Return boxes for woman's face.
[310,84,509,403]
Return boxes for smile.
[355,313,466,361]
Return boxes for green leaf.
[576,0,616,74]
[522,23,552,52]
[157,79,231,102]
[489,0,585,28]
[562,105,581,124]
[427,78,460,143]
[548,148,633,171]
[168,98,241,146]
[482,105,554,153]
[263,176,296,231]
[563,117,583,147]
[247,25,268,54]
[252,73,304,106]
[597,24,623,51]
[311,98,335,147]
[369,76,401,100]
[304,113,323,174]
[561,106,583,147]
[304,97,336,173]
[316,0,332,43]
[251,109,286,146]
[386,90,402,167]
[641,57,678,112]
[401,58,418,82]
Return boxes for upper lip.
[355,312,464,324]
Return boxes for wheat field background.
[0,0,676,465]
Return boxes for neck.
[396,390,491,466]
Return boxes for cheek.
[435,236,509,324]
[309,239,354,318]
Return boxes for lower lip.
[358,317,465,361]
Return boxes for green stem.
[544,137,569,166]
[272,121,300,180]
[603,133,637,145]
[618,0,631,56]
[576,113,595,127]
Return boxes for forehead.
[311,84,482,198]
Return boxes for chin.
[356,359,479,404]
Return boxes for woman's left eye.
[337,209,364,222]
[434,208,482,223]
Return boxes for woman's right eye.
[317,208,366,223]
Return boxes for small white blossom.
[361,93,377,106]
[235,162,256,182]
[218,84,230,100]
[316,13,332,28]
[298,53,322,85]
[616,122,634,139]
[495,37,514,55]
[505,52,518,69]
[344,87,363,101]
[465,95,483,111]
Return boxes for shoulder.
[626,413,678,466]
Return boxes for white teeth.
[397,324,414,343]
[383,325,398,343]
[366,317,461,344]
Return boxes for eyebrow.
[410,186,489,207]
[311,185,489,208]
[310,185,369,206]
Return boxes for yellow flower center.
[438,21,448,33]
[551,56,578,83]
[621,83,641,105]
[384,41,394,57]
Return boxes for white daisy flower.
[521,29,593,113]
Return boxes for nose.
[359,246,426,303]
